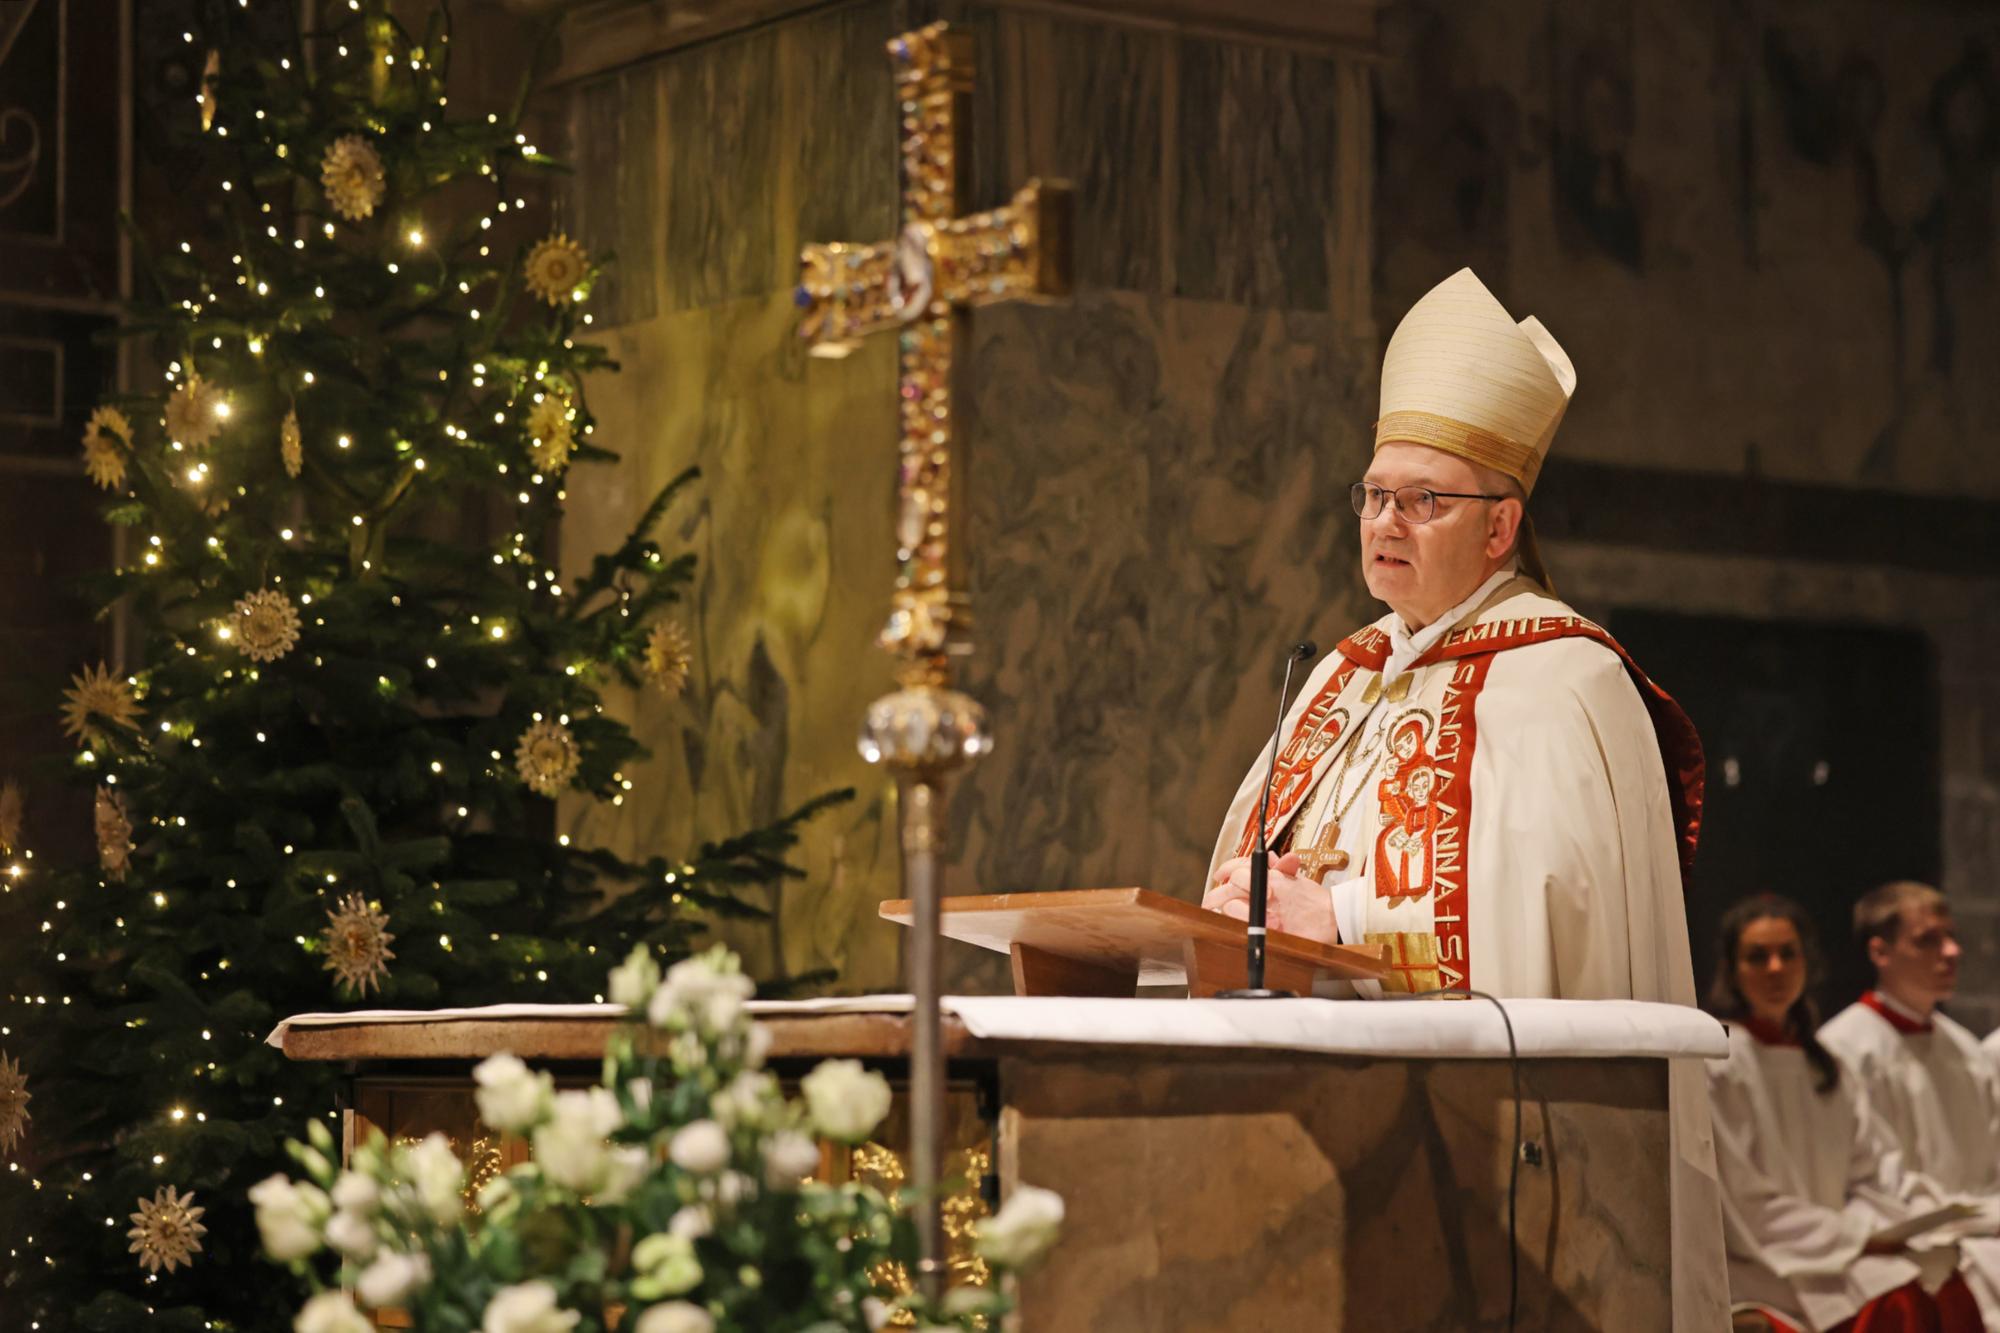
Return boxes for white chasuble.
[1202,574,1723,1331]
[1820,997,2000,1321]
[1708,1023,1947,1330]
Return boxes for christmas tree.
[0,3,842,1327]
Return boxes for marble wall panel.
[1375,0,2000,499]
[569,67,661,327]
[1171,39,1344,308]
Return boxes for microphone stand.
[1220,641,1315,999]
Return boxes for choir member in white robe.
[1197,268,1725,1332]
[1820,881,2000,1323]
[1705,894,1980,1332]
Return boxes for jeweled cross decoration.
[796,21,1071,1299]
[796,20,1072,686]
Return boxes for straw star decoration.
[0,1051,29,1156]
[645,620,692,697]
[61,663,143,749]
[321,133,386,221]
[82,405,134,491]
[527,393,574,474]
[233,588,302,663]
[128,1186,207,1274]
[165,374,225,450]
[0,778,22,856]
[524,233,588,305]
[281,407,303,478]
[96,786,134,883]
[322,893,396,996]
[514,719,580,797]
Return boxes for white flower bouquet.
[254,946,1062,1331]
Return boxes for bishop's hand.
[1202,852,1337,944]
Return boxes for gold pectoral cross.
[1298,816,1349,880]
[1361,673,1412,706]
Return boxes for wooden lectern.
[879,887,1390,996]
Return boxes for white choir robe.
[1203,573,1726,1332]
[1708,1022,1954,1330]
[1821,998,2000,1321]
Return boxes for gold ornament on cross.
[796,20,1072,685]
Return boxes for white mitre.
[1374,267,1576,496]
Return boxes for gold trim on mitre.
[1372,269,1575,496]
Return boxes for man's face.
[1360,443,1514,629]
[1872,902,1961,1009]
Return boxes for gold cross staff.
[796,21,1072,685]
[796,21,1072,1299]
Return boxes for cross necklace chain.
[1293,670,1419,881]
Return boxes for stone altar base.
[273,996,1720,1331]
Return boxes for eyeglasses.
[1349,482,1507,525]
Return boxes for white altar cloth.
[269,995,1724,1062]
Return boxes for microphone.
[1220,640,1319,999]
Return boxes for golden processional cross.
[795,20,1072,1294]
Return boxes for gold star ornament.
[323,893,396,997]
[128,1186,207,1274]
[61,663,144,749]
[524,233,589,305]
[0,1051,29,1156]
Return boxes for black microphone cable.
[1363,986,1525,1333]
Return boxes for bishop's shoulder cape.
[1204,575,1704,1001]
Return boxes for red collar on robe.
[1743,1015,1800,1048]
[1860,990,1934,1035]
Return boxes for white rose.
[250,1173,329,1262]
[974,1183,1064,1270]
[324,1208,376,1261]
[405,1133,465,1225]
[669,1119,730,1175]
[628,1078,655,1116]
[634,1302,715,1333]
[597,1144,652,1204]
[295,1291,373,1333]
[744,1023,773,1068]
[481,1280,582,1333]
[668,1204,712,1240]
[711,1170,754,1207]
[330,1171,379,1215]
[761,1130,821,1187]
[356,1250,432,1308]
[800,1059,893,1143]
[532,1088,625,1194]
[474,1053,555,1133]
[861,1297,891,1331]
[650,952,754,1030]
[702,989,744,1034]
[608,945,662,1011]
[712,1071,773,1128]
